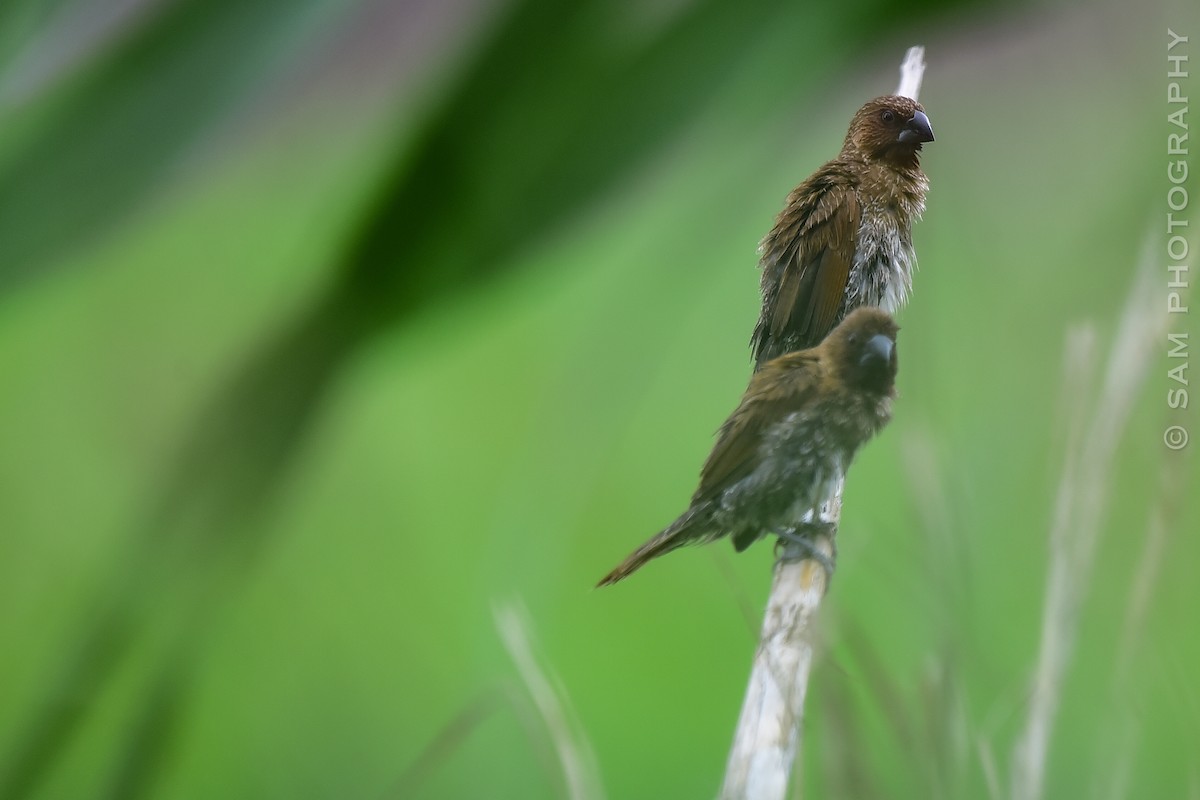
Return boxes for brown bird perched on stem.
[598,307,899,587]
[751,95,932,369]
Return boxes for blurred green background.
[1,0,1197,797]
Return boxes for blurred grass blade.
[0,0,343,288]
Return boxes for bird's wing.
[755,170,860,359]
[692,354,821,503]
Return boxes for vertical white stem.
[719,534,833,800]
[719,48,926,800]
[896,46,927,100]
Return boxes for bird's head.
[822,307,899,397]
[844,95,934,168]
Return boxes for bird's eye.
[880,110,896,124]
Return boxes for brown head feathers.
[843,95,934,168]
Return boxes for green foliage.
[0,0,1196,797]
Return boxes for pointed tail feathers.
[596,504,713,587]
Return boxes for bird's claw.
[774,524,837,584]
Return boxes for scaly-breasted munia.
[598,307,899,586]
[751,95,932,369]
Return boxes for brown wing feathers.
[754,171,859,365]
[692,353,819,504]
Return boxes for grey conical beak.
[862,334,894,368]
[898,110,934,143]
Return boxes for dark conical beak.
[898,110,934,143]
[861,334,895,368]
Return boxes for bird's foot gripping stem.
[774,523,837,584]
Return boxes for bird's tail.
[596,504,713,587]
